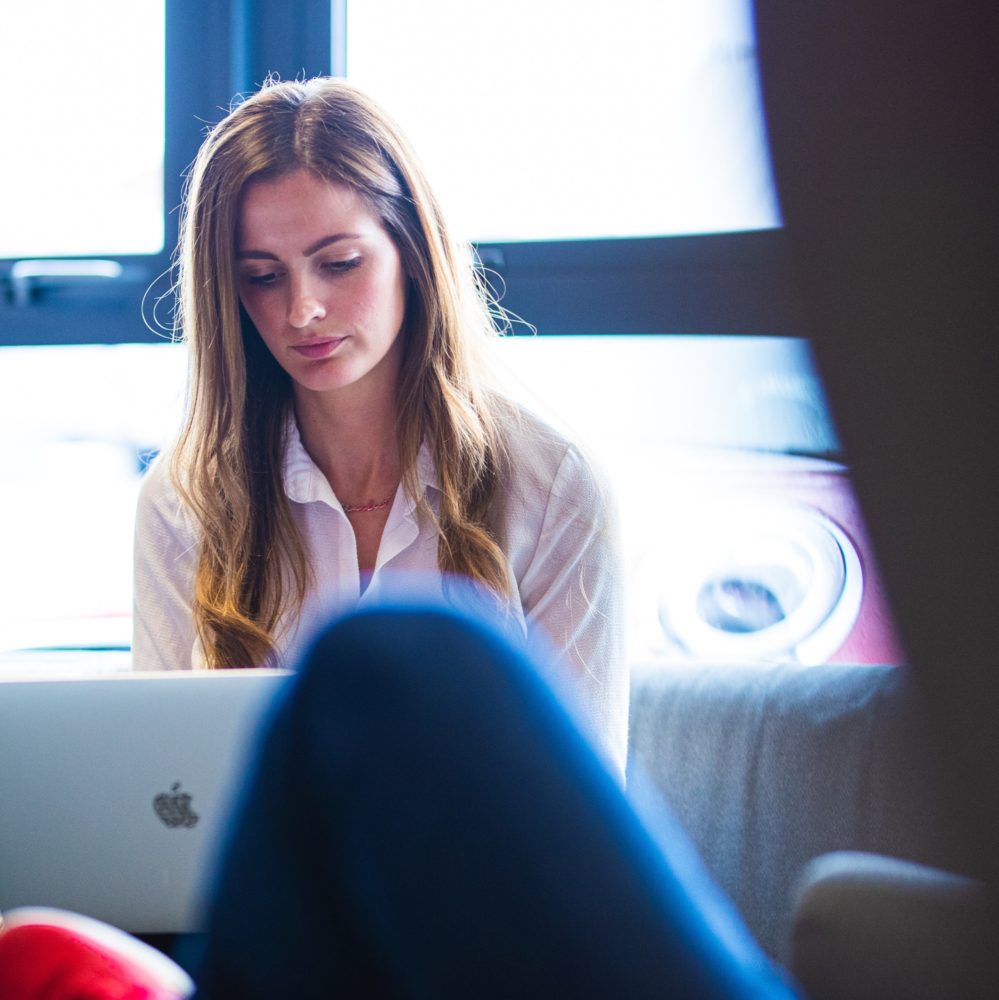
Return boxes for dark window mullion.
[239,0,332,88]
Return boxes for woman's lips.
[291,337,345,360]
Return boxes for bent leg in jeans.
[192,603,799,999]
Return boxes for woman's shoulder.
[135,449,193,531]
[498,398,571,459]
[496,399,609,505]
[137,449,176,501]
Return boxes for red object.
[0,910,192,1000]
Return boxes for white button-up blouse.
[133,406,629,779]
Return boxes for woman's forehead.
[236,169,385,249]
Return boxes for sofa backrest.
[627,661,961,961]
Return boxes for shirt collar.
[283,417,331,505]
[414,441,439,499]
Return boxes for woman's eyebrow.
[303,233,362,256]
[235,233,363,260]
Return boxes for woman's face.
[235,168,408,403]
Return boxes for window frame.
[0,0,800,345]
[475,230,800,337]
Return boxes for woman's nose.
[287,278,327,328]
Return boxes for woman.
[133,77,627,777]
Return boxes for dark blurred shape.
[790,852,996,1000]
[754,0,999,889]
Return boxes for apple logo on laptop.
[153,782,200,829]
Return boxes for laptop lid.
[0,667,290,934]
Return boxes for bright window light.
[346,0,780,242]
[0,1,165,258]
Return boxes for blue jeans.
[191,603,798,998]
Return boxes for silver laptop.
[0,665,291,933]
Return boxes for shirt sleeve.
[516,443,630,783]
[132,458,199,671]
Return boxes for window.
[0,0,333,347]
[345,0,794,337]
[347,0,778,243]
[2,2,901,669]
[1,2,165,259]
[0,0,791,345]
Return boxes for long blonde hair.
[171,77,511,668]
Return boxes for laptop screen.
[0,668,289,934]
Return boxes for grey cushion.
[626,661,959,960]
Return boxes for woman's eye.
[323,257,362,275]
[245,272,280,287]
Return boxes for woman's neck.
[293,383,401,508]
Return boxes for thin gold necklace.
[342,492,395,514]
